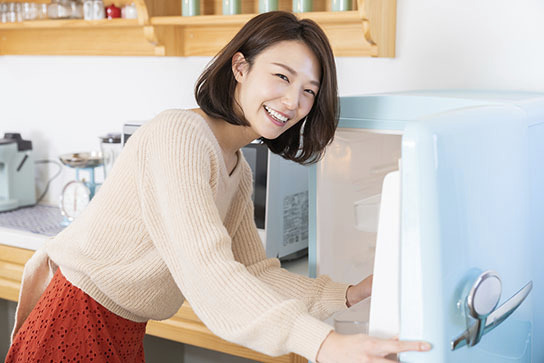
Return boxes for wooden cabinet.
[0,0,396,57]
[0,244,306,362]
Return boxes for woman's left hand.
[346,274,373,307]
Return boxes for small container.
[258,0,278,13]
[83,0,93,19]
[70,0,84,19]
[22,3,38,21]
[182,0,200,16]
[292,0,311,12]
[122,2,138,19]
[331,0,351,11]
[99,133,122,178]
[106,4,121,18]
[222,0,240,15]
[37,3,48,19]
[334,297,371,335]
[92,0,105,19]
[0,3,8,23]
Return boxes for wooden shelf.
[0,243,306,363]
[0,18,165,56]
[0,0,395,57]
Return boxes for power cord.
[33,159,63,205]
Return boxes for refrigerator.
[309,91,544,362]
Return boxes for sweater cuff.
[320,279,351,314]
[285,314,334,362]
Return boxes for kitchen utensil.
[58,151,103,224]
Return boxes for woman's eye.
[275,73,289,82]
[305,89,317,97]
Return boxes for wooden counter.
[0,244,306,363]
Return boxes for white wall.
[1,0,543,203]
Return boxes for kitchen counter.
[0,205,308,363]
[0,204,64,250]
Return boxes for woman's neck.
[191,108,257,172]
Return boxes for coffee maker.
[0,133,36,212]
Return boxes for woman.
[7,11,430,363]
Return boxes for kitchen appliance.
[0,133,36,212]
[99,133,122,178]
[122,122,309,261]
[241,141,309,260]
[311,91,544,362]
[58,151,103,224]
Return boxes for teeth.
[265,106,288,123]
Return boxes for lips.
[264,105,290,124]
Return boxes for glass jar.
[99,134,122,178]
[0,3,8,23]
[7,2,22,23]
[331,0,350,11]
[37,3,48,19]
[292,0,312,12]
[222,0,240,15]
[83,0,93,19]
[182,0,200,16]
[92,0,105,19]
[48,0,72,19]
[122,2,137,19]
[22,3,38,21]
[258,0,278,13]
[70,0,84,19]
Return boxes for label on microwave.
[283,191,309,247]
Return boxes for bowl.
[59,151,103,168]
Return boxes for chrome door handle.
[484,280,532,333]
[451,276,532,351]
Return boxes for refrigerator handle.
[451,277,532,351]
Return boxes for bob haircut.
[194,11,339,165]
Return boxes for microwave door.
[399,105,532,363]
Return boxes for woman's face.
[232,40,321,140]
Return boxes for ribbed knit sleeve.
[231,189,350,321]
[136,110,335,361]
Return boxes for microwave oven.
[122,122,309,261]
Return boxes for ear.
[232,52,249,83]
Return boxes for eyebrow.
[272,62,320,88]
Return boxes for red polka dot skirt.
[6,269,147,362]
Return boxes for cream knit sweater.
[31,110,350,361]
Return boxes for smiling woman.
[195,11,338,165]
[6,10,429,363]
[232,40,320,140]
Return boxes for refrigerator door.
[399,104,532,363]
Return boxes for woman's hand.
[316,331,431,363]
[346,274,373,307]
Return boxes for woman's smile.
[263,105,290,126]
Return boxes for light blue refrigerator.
[309,91,543,362]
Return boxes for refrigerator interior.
[315,128,401,285]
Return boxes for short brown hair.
[195,11,339,165]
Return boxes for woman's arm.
[230,197,352,320]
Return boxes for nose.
[281,87,300,111]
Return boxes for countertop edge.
[0,226,48,251]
